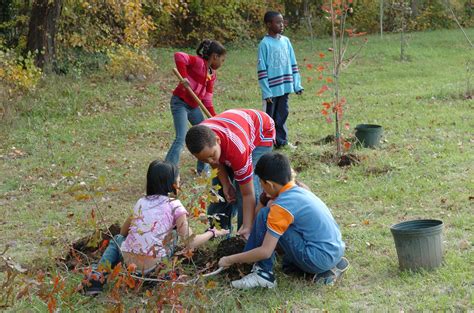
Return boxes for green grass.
[1,28,473,311]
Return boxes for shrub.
[0,43,42,96]
[106,46,155,81]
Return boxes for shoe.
[231,265,276,289]
[274,142,297,151]
[286,142,297,150]
[312,257,349,286]
[81,270,105,296]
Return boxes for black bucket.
[390,219,444,271]
[355,124,383,148]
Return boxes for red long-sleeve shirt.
[173,52,217,116]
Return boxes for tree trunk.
[380,0,384,38]
[26,0,62,69]
[410,0,419,17]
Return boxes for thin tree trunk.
[26,0,62,69]
[380,0,384,38]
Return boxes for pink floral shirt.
[121,195,188,258]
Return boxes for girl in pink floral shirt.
[82,160,228,295]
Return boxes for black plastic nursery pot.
[355,124,383,148]
[390,219,444,271]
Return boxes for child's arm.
[174,52,197,80]
[120,216,132,237]
[202,77,217,116]
[257,42,273,100]
[175,215,229,249]
[287,39,303,94]
[218,231,278,267]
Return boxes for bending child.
[218,152,348,289]
[257,11,303,149]
[185,109,275,239]
[165,39,226,174]
[82,160,228,295]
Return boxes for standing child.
[82,160,228,296]
[257,11,303,149]
[165,39,226,174]
[218,152,348,289]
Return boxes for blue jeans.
[165,95,209,173]
[244,206,326,274]
[97,234,126,270]
[207,145,272,231]
[264,94,289,147]
[97,233,178,271]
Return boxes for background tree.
[26,0,62,69]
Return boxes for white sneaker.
[231,265,276,289]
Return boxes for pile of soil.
[214,237,252,280]
[60,223,121,269]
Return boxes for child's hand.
[223,184,237,203]
[181,78,191,88]
[265,98,273,104]
[218,256,233,268]
[237,226,251,240]
[296,90,303,95]
[212,227,230,237]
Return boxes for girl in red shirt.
[165,40,226,174]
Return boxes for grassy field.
[1,28,473,311]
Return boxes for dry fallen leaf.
[458,239,470,250]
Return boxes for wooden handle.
[172,68,212,118]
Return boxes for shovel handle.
[172,68,212,119]
[202,266,225,277]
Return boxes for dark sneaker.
[312,257,350,286]
[82,270,105,296]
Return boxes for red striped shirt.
[201,109,275,184]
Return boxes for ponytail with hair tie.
[196,39,226,60]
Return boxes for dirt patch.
[215,237,252,280]
[61,228,251,280]
[337,154,360,167]
[60,223,121,269]
[319,151,360,167]
[314,135,336,145]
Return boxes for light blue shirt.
[257,35,303,99]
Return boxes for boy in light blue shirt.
[257,11,304,149]
[218,152,349,289]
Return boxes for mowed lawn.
[1,28,473,311]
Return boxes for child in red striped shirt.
[185,109,275,239]
[165,40,226,174]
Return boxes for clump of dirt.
[215,237,252,280]
[314,134,336,145]
[318,151,360,167]
[60,223,121,269]
[337,153,360,167]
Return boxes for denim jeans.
[97,233,178,273]
[207,145,273,231]
[165,95,209,173]
[263,94,289,147]
[97,234,126,270]
[244,206,326,274]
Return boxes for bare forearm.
[188,231,214,249]
[242,193,256,229]
[226,247,271,265]
[120,217,132,236]
[216,164,231,188]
